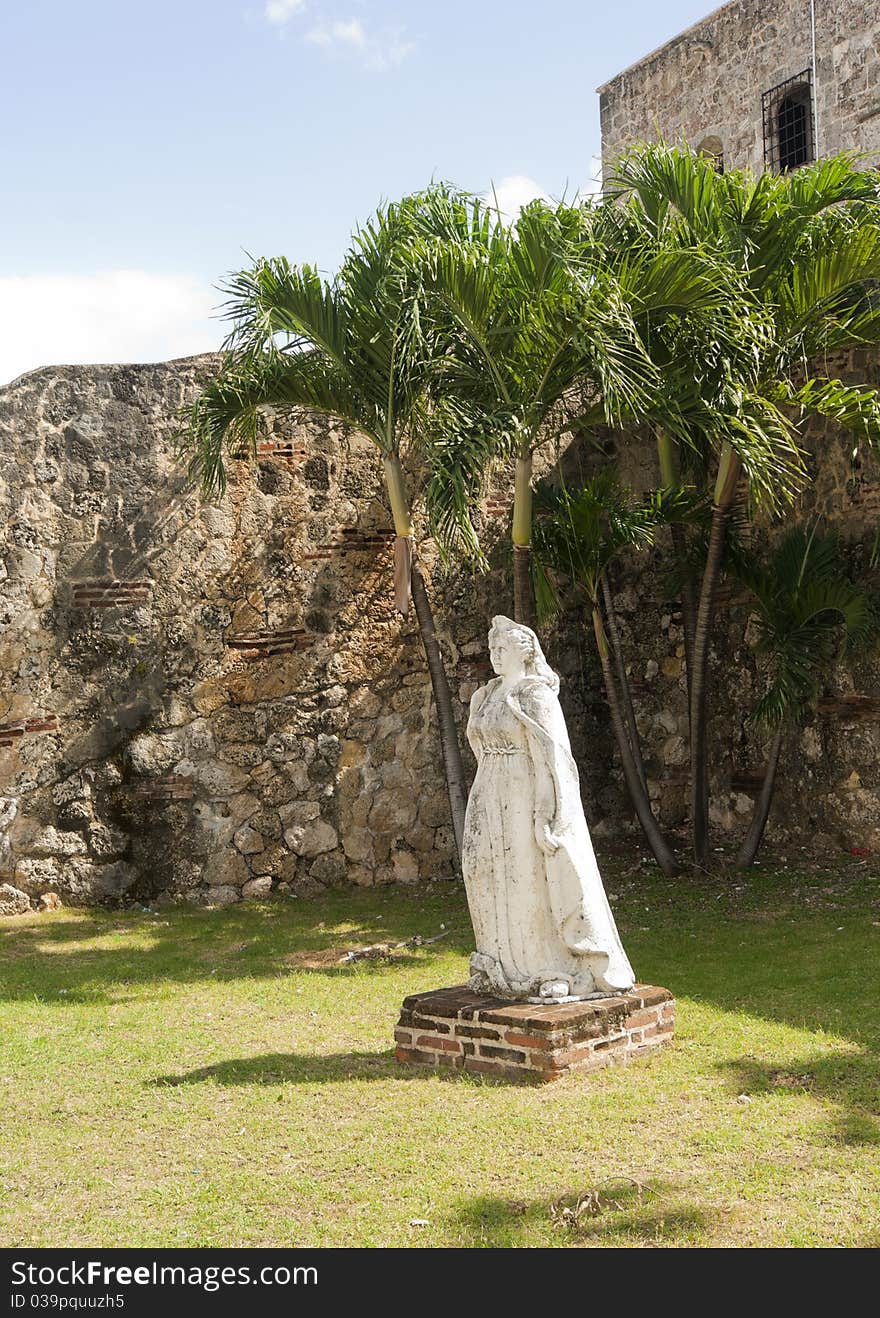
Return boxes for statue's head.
[488,616,559,693]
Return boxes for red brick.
[412,1015,450,1034]
[454,1023,501,1040]
[502,1032,551,1051]
[633,985,674,1009]
[478,1043,526,1063]
[531,1043,596,1071]
[641,1022,670,1039]
[396,1047,443,1066]
[415,1035,461,1053]
[626,1008,663,1029]
[463,1058,537,1083]
[593,1033,628,1052]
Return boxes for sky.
[0,0,718,385]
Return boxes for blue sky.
[0,0,716,383]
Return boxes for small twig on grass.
[550,1178,649,1230]
[338,929,451,964]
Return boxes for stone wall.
[2,347,879,913]
[0,356,607,909]
[599,0,880,172]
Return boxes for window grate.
[762,69,815,172]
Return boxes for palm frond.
[180,350,366,497]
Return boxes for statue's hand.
[535,817,560,856]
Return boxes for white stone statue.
[462,616,635,1002]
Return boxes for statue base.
[395,984,674,1083]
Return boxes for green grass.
[1,857,878,1248]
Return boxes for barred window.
[762,70,815,172]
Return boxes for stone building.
[600,0,880,172]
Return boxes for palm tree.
[727,524,876,868]
[531,472,688,875]
[418,197,661,627]
[607,145,880,865]
[181,192,470,860]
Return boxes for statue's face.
[489,628,528,678]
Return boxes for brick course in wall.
[0,716,59,749]
[130,776,194,801]
[257,439,308,462]
[395,984,675,1082]
[71,580,152,607]
[225,629,315,661]
[302,528,395,562]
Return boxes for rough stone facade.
[600,0,880,173]
[1,346,879,911]
[0,357,609,909]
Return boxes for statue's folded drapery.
[462,673,634,999]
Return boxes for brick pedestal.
[395,984,674,1082]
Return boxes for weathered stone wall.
[1,343,879,911]
[584,344,880,854]
[599,0,880,172]
[0,356,608,908]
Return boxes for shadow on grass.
[445,1179,718,1246]
[0,889,473,1005]
[719,1050,880,1146]
[148,1049,507,1088]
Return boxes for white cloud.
[481,159,604,225]
[481,176,552,223]
[305,17,413,71]
[0,271,220,387]
[264,0,306,25]
[307,17,364,47]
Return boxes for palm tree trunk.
[591,605,678,876]
[671,522,697,688]
[512,453,535,628]
[690,443,741,867]
[384,456,468,864]
[410,560,469,862]
[600,572,647,794]
[734,728,784,870]
[656,429,695,706]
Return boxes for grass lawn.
[1,855,878,1248]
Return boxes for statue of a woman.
[462,615,635,1002]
